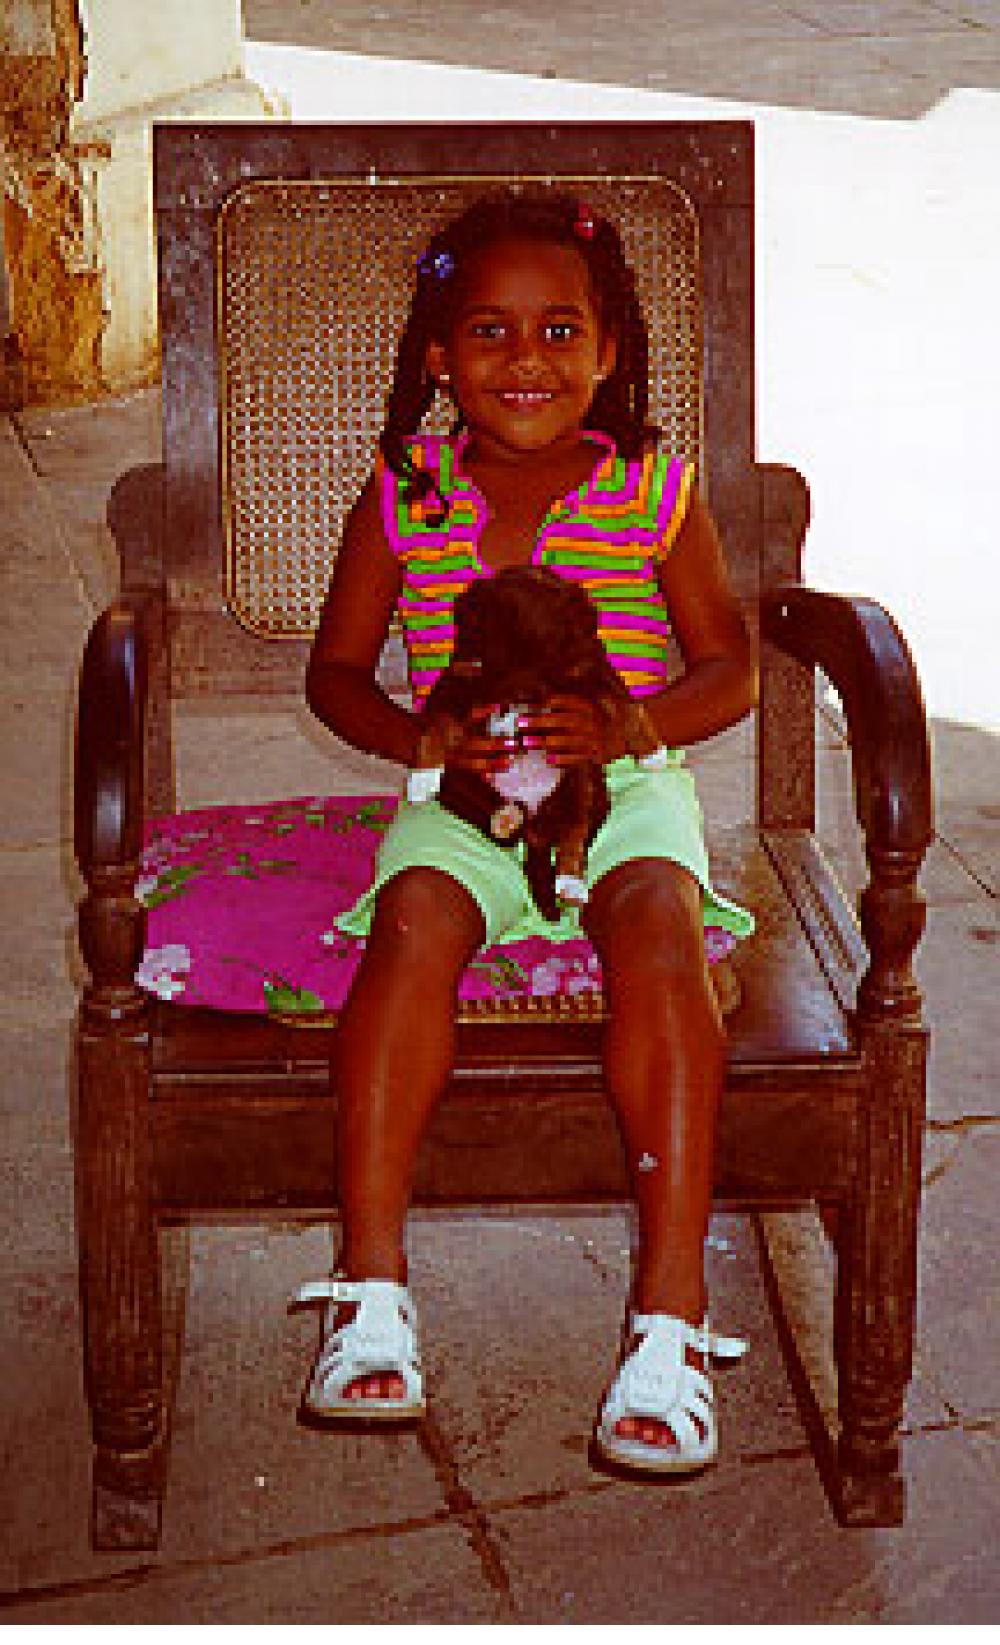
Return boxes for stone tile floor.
[243,0,1000,119]
[1,0,999,1621]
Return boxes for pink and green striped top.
[379,431,694,706]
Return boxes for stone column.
[1,0,103,404]
[0,0,283,406]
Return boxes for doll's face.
[425,237,616,460]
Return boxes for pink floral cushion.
[138,795,736,1017]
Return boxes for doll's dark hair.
[379,189,658,509]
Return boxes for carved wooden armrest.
[74,601,149,1023]
[760,584,933,1024]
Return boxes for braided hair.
[379,189,658,511]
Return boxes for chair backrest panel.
[219,175,704,641]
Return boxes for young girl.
[300,189,756,1475]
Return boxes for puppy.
[409,566,665,921]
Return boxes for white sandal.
[595,1313,747,1475]
[292,1276,426,1424]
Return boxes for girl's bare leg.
[332,867,485,1399]
[584,858,726,1446]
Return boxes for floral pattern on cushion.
[137,796,736,1017]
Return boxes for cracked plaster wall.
[0,0,104,404]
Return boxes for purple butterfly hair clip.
[417,249,456,281]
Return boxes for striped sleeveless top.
[379,431,694,706]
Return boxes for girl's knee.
[368,869,485,967]
[587,862,722,1025]
[588,862,704,968]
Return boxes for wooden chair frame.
[74,122,933,1550]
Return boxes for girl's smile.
[425,238,617,461]
[497,390,555,408]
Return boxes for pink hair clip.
[573,202,596,240]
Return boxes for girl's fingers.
[449,731,509,772]
[524,698,599,732]
[520,700,604,764]
[538,745,596,768]
[439,703,513,770]
[433,697,612,771]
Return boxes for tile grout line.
[416,1410,518,1611]
[0,1473,607,1616]
[931,830,998,901]
[8,1412,994,1615]
[4,1371,997,1614]
[0,1504,462,1615]
[816,702,998,905]
[7,414,101,624]
[925,1114,1000,1137]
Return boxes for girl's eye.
[465,320,582,343]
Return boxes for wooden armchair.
[74,121,933,1550]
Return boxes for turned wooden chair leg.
[832,1080,922,1522]
[832,845,929,1526]
[77,867,165,1552]
[77,1013,165,1551]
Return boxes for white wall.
[70,0,278,391]
[244,43,1000,732]
[75,0,243,122]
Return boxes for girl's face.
[425,237,617,462]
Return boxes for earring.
[438,372,451,387]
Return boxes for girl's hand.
[519,696,626,768]
[417,703,511,775]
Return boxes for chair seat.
[140,795,860,1062]
[138,793,740,1021]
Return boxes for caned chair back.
[216,175,704,640]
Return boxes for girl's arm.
[306,478,505,774]
[530,490,758,762]
[641,487,758,748]
[305,478,423,767]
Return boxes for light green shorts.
[335,754,753,948]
